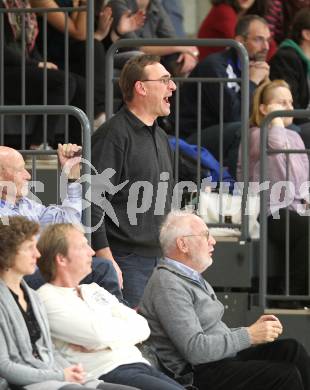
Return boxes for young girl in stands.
[238,79,310,297]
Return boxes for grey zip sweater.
[139,259,251,376]
[0,280,67,389]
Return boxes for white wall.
[182,0,211,36]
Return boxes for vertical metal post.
[21,13,26,149]
[259,118,268,308]
[285,155,290,295]
[105,45,116,119]
[43,13,48,146]
[196,82,202,200]
[174,82,180,183]
[0,13,4,145]
[86,1,94,133]
[64,11,69,142]
[239,45,250,241]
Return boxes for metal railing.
[105,38,250,240]
[259,109,310,308]
[0,3,94,146]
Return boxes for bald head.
[0,146,30,201]
[0,146,23,171]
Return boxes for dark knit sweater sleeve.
[91,124,126,251]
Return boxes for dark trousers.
[4,64,87,146]
[67,39,106,114]
[268,208,310,295]
[61,382,137,390]
[24,257,123,301]
[299,121,310,150]
[112,251,159,308]
[100,363,184,390]
[194,339,309,390]
[186,122,241,178]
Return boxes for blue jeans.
[100,363,184,390]
[24,257,123,301]
[113,251,159,308]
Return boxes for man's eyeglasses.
[244,34,271,46]
[141,77,173,86]
[183,231,210,241]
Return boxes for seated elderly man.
[0,145,122,299]
[139,210,310,390]
[36,223,184,390]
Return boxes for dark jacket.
[270,46,309,124]
[174,48,257,137]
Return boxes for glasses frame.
[183,231,210,241]
[242,34,272,46]
[140,77,173,86]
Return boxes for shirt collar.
[164,257,201,284]
[123,105,158,131]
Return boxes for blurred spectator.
[173,15,270,176]
[197,0,276,61]
[108,0,199,76]
[265,0,283,44]
[160,0,186,37]
[31,0,145,126]
[266,0,310,45]
[0,0,99,148]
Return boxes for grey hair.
[159,209,199,256]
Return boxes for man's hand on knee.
[246,314,283,345]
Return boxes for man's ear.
[134,80,147,97]
[176,236,188,254]
[235,35,245,45]
[55,253,66,267]
[302,29,310,42]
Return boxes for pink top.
[237,126,309,215]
